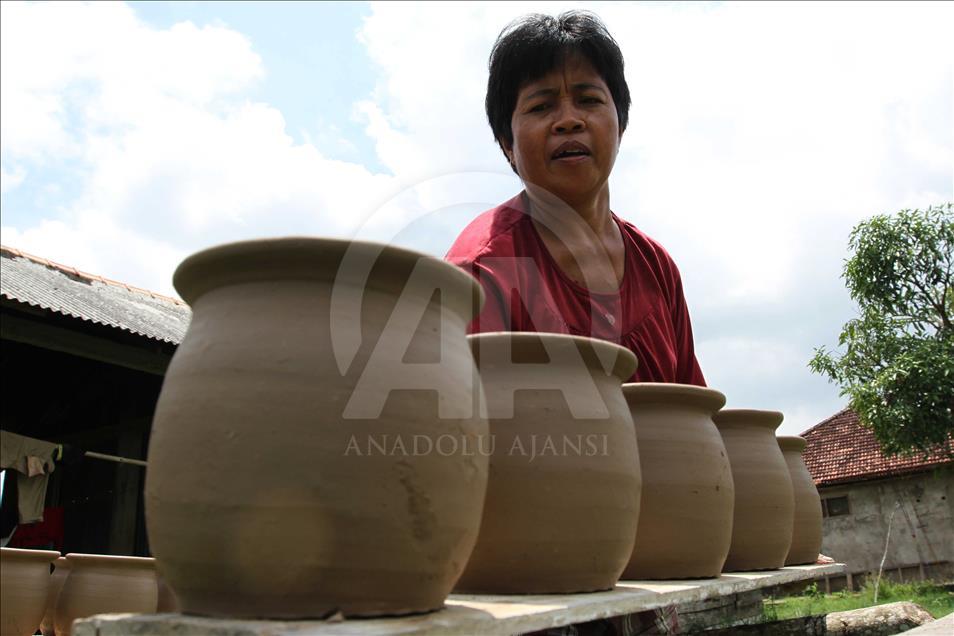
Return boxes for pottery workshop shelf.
[74,563,844,636]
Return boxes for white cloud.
[1,219,185,296]
[1,1,398,296]
[0,2,262,160]
[1,1,951,432]
[0,166,26,193]
[353,1,953,429]
[696,334,845,436]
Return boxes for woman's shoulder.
[445,193,533,265]
[615,215,679,268]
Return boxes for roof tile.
[801,408,953,486]
[0,245,190,344]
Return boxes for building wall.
[819,468,954,582]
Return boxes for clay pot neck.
[65,554,156,570]
[778,435,807,453]
[173,237,484,322]
[468,332,637,380]
[0,547,60,563]
[622,383,726,413]
[713,409,784,431]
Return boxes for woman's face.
[504,54,621,206]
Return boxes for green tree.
[810,203,954,456]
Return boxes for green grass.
[763,579,954,621]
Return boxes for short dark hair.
[486,11,631,165]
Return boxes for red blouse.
[445,193,706,386]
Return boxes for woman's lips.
[552,154,591,164]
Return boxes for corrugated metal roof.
[1,245,190,344]
[801,408,954,487]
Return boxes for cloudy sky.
[1,1,951,435]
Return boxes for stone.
[825,601,935,635]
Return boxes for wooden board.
[73,564,845,636]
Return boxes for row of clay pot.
[143,238,822,620]
[623,400,823,579]
[455,352,824,591]
[0,548,177,636]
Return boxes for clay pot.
[0,547,59,636]
[145,238,488,618]
[54,554,156,636]
[156,575,180,613]
[621,383,733,579]
[778,436,823,565]
[40,556,71,636]
[454,332,640,593]
[713,409,794,571]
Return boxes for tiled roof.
[801,408,954,487]
[0,245,190,344]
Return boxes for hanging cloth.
[0,431,58,524]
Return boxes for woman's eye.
[581,96,602,104]
[529,103,548,113]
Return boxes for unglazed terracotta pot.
[454,332,640,594]
[156,575,180,613]
[54,554,157,636]
[621,383,733,579]
[145,238,489,618]
[40,556,71,636]
[713,410,794,571]
[0,547,59,636]
[778,436,823,565]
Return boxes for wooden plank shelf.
[73,563,845,636]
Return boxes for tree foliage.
[810,203,954,456]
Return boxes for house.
[801,408,954,591]
[0,245,190,556]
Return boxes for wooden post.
[107,422,146,555]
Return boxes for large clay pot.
[713,409,794,571]
[778,436,823,565]
[40,556,71,636]
[145,238,488,618]
[0,547,59,636]
[54,554,156,636]
[454,332,640,593]
[621,383,734,579]
[156,575,180,613]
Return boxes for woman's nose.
[551,103,586,134]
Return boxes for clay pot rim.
[621,382,726,412]
[65,553,156,569]
[713,408,784,430]
[467,331,638,380]
[172,237,485,320]
[777,435,807,452]
[0,546,60,562]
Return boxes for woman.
[446,11,705,385]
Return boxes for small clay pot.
[621,383,733,579]
[146,238,488,618]
[454,332,640,594]
[40,556,71,636]
[713,410,794,571]
[0,547,59,636]
[778,436,823,565]
[54,554,157,636]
